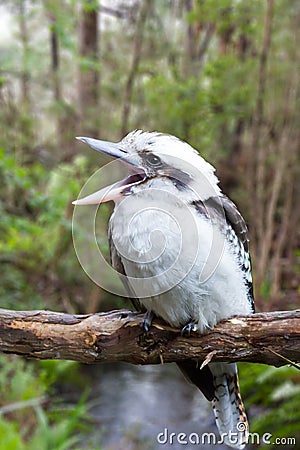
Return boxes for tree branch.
[0,308,299,367]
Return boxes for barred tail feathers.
[210,362,249,449]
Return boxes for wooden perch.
[0,308,299,367]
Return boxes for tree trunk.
[120,0,151,136]
[17,0,34,156]
[78,0,100,136]
[249,0,274,290]
[18,0,30,109]
[49,12,61,103]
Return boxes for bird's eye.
[146,154,162,166]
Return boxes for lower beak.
[72,173,146,205]
[72,136,145,205]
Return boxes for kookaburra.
[73,130,254,449]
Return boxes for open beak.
[72,136,146,205]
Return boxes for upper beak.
[72,136,146,205]
[75,136,127,160]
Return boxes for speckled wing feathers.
[192,195,255,312]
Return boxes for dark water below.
[86,362,225,450]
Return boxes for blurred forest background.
[0,0,299,449]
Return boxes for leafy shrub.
[239,363,300,446]
[0,355,94,450]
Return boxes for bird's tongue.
[72,173,144,205]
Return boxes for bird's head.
[72,130,221,205]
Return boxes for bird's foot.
[181,321,198,337]
[142,310,154,334]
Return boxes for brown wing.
[220,195,249,251]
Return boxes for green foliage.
[0,355,93,450]
[239,363,300,445]
[28,402,86,450]
[0,148,91,310]
[145,74,210,147]
[144,51,256,161]
[0,419,25,450]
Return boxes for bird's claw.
[181,321,198,337]
[142,310,154,334]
